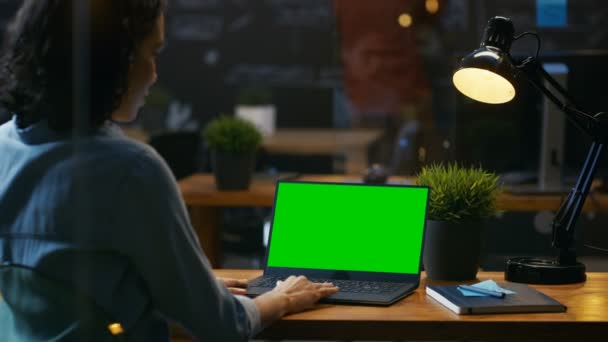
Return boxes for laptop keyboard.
[250,276,410,294]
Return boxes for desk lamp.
[452,16,608,284]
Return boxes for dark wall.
[0,0,341,129]
[158,0,340,130]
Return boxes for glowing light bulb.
[453,68,516,104]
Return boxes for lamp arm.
[516,57,600,139]
[552,141,604,264]
[515,57,608,265]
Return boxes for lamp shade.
[452,16,518,104]
[453,47,517,104]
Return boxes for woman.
[0,1,338,341]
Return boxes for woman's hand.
[253,275,339,327]
[217,277,249,295]
[271,275,339,314]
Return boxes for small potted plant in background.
[416,163,501,281]
[203,115,262,190]
[235,87,275,136]
[139,84,173,134]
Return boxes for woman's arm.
[114,149,258,340]
[113,147,337,340]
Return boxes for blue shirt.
[0,117,261,341]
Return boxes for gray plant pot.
[211,150,256,191]
[423,220,483,281]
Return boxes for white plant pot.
[235,105,276,136]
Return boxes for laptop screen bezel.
[262,180,429,283]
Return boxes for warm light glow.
[426,0,439,14]
[453,67,516,104]
[108,323,124,335]
[398,13,413,27]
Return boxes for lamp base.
[505,257,586,284]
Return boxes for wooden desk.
[118,127,382,173]
[179,174,608,266]
[214,269,608,341]
[262,129,382,174]
[180,173,608,211]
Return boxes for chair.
[0,262,125,342]
[148,132,203,180]
[220,207,268,269]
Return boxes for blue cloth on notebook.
[458,280,517,297]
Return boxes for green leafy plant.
[236,87,273,106]
[416,163,501,223]
[203,115,262,153]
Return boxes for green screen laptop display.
[267,182,429,274]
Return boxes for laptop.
[247,180,429,305]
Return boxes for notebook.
[426,283,567,314]
[246,180,429,305]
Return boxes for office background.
[1,0,608,271]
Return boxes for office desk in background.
[208,270,608,341]
[261,128,382,174]
[178,174,608,267]
[122,127,383,174]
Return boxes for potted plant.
[138,83,173,133]
[234,87,275,136]
[203,115,262,190]
[416,163,501,281]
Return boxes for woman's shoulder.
[77,136,178,203]
[78,125,172,181]
[0,117,17,138]
[97,133,169,174]
[92,133,181,206]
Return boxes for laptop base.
[247,277,417,306]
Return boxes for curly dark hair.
[0,0,165,132]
